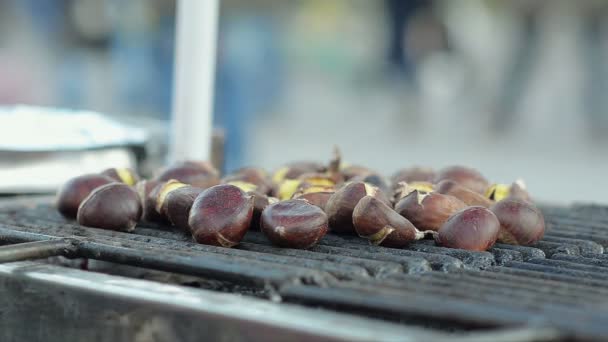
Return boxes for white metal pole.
[169,0,219,163]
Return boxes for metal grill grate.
[0,199,607,341]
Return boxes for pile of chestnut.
[55,151,545,252]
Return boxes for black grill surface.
[0,199,607,341]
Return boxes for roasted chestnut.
[261,199,328,249]
[188,184,254,247]
[486,180,532,203]
[271,161,326,185]
[490,198,545,245]
[221,167,271,195]
[135,179,166,223]
[156,182,204,231]
[325,181,390,234]
[156,161,220,188]
[292,186,335,211]
[394,190,467,231]
[56,174,115,219]
[391,167,436,185]
[350,173,390,194]
[250,192,276,230]
[435,206,500,251]
[392,181,435,203]
[100,168,140,186]
[434,166,489,194]
[77,182,142,232]
[353,195,423,248]
[435,180,493,207]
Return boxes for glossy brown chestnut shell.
[158,185,204,232]
[490,198,545,245]
[435,180,493,207]
[325,181,390,234]
[77,182,142,232]
[292,189,334,211]
[156,161,220,188]
[100,168,140,186]
[261,199,328,249]
[188,184,254,247]
[435,206,500,251]
[391,167,436,185]
[353,196,422,248]
[56,174,115,219]
[394,190,467,231]
[434,166,489,194]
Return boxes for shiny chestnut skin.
[391,167,436,185]
[434,166,489,194]
[156,161,220,188]
[435,180,493,207]
[188,184,254,247]
[394,190,467,231]
[490,198,545,245]
[159,185,204,231]
[100,168,140,186]
[353,196,422,248]
[261,199,328,249]
[56,174,114,219]
[77,182,142,232]
[325,181,390,234]
[435,206,500,251]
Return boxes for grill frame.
[0,198,607,341]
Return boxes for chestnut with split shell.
[292,186,335,211]
[156,161,220,188]
[77,182,142,232]
[340,165,375,181]
[156,182,204,231]
[392,181,435,203]
[490,198,545,246]
[486,180,532,203]
[325,181,390,234]
[56,174,114,219]
[100,168,140,186]
[435,206,500,251]
[394,190,467,231]
[435,180,493,207]
[221,167,271,195]
[350,173,390,194]
[271,161,325,185]
[135,179,166,223]
[353,195,424,248]
[188,184,254,247]
[434,166,489,195]
[261,199,328,249]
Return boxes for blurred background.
[0,0,607,203]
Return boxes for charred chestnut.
[100,168,140,186]
[434,166,489,194]
[435,206,500,251]
[77,182,142,231]
[325,181,390,234]
[56,174,114,219]
[156,161,220,188]
[261,199,328,249]
[353,196,423,248]
[394,190,467,231]
[435,180,493,207]
[490,198,545,245]
[188,184,254,247]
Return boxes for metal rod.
[0,239,76,263]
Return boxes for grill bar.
[0,239,76,262]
